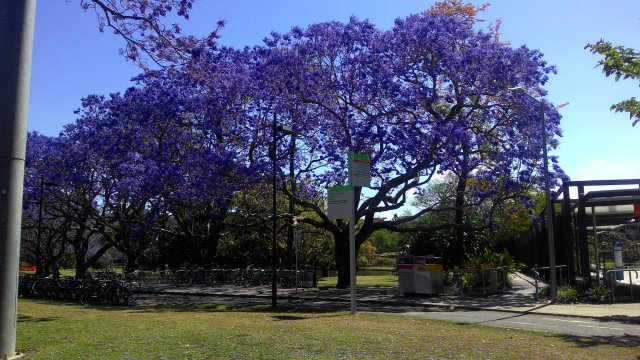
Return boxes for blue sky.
[29,0,640,186]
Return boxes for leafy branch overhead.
[586,39,640,126]
[81,0,222,68]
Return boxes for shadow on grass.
[21,295,352,317]
[272,315,308,321]
[44,299,349,318]
[554,333,640,349]
[18,315,60,323]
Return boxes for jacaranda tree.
[247,12,563,287]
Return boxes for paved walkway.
[138,273,640,322]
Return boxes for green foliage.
[611,97,640,125]
[491,191,545,243]
[364,252,397,268]
[557,286,580,304]
[553,285,610,304]
[586,39,640,126]
[368,229,398,253]
[447,249,523,292]
[586,40,640,80]
[585,285,611,304]
[357,241,378,267]
[462,248,523,273]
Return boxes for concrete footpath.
[138,273,640,322]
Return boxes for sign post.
[348,153,370,315]
[327,153,370,315]
[614,239,624,281]
[348,152,371,187]
[327,184,357,313]
[327,185,354,220]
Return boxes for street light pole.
[36,175,46,276]
[36,175,58,277]
[509,87,557,302]
[0,1,36,358]
[539,100,558,302]
[287,132,296,267]
[272,113,278,309]
[272,113,294,309]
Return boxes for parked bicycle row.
[19,275,140,306]
[90,268,316,288]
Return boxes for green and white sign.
[327,185,354,219]
[348,152,370,188]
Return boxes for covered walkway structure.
[512,179,640,287]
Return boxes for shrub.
[452,249,524,291]
[585,285,611,304]
[537,285,550,300]
[557,286,580,304]
[358,241,378,267]
[462,248,524,273]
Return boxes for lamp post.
[272,113,293,309]
[0,1,36,358]
[36,175,59,277]
[510,87,558,302]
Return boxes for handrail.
[604,268,639,302]
[448,266,508,295]
[531,265,568,300]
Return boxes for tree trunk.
[453,172,468,266]
[201,215,225,267]
[74,242,113,278]
[74,249,87,278]
[124,251,137,273]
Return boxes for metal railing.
[109,268,317,288]
[603,269,639,302]
[446,267,509,295]
[531,265,567,300]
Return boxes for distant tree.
[586,40,640,126]
[427,0,490,24]
[24,133,114,278]
[368,229,398,254]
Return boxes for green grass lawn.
[17,299,638,359]
[317,274,398,288]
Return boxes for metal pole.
[592,207,600,286]
[272,113,278,309]
[36,175,45,276]
[540,100,558,302]
[0,0,36,358]
[349,200,357,315]
[348,153,357,315]
[287,133,296,267]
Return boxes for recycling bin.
[398,256,443,295]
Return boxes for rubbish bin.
[398,256,443,295]
[397,264,414,295]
